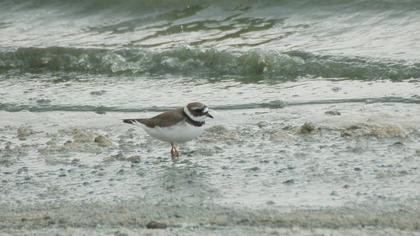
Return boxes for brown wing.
[123,118,152,126]
[123,108,185,128]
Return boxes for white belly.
[142,121,204,144]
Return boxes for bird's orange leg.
[173,146,179,157]
[170,143,179,160]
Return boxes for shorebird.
[123,102,213,159]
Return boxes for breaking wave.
[1,47,419,81]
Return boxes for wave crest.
[1,47,419,81]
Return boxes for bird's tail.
[123,119,142,125]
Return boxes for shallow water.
[1,0,420,235]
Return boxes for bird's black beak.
[206,113,214,119]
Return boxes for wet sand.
[1,100,420,235]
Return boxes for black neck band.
[183,110,205,127]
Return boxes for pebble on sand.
[298,122,316,134]
[94,135,113,147]
[146,221,167,229]
[325,110,341,116]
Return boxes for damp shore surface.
[1,0,420,235]
[1,98,420,235]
